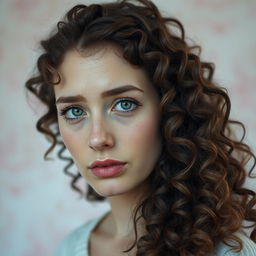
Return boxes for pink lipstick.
[89,159,127,178]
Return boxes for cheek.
[59,126,82,157]
[126,113,160,150]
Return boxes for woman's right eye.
[59,105,85,123]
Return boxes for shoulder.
[214,231,256,256]
[53,219,92,256]
[53,212,109,256]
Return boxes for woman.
[25,0,256,255]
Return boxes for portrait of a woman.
[24,0,256,255]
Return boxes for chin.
[91,181,138,198]
[93,187,129,198]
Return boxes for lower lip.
[91,164,127,178]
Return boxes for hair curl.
[25,0,256,255]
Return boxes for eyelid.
[59,104,84,115]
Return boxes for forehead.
[54,45,154,95]
[58,46,142,77]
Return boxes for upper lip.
[89,159,127,169]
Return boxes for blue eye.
[114,98,140,113]
[59,98,141,123]
[59,106,84,122]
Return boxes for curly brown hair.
[24,0,256,255]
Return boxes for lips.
[89,158,127,169]
[88,159,127,178]
[90,164,127,178]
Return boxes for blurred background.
[0,0,256,255]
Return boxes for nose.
[88,117,114,151]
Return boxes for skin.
[54,44,163,254]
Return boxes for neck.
[106,180,149,240]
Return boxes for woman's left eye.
[59,98,141,123]
[113,98,141,113]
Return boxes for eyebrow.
[55,85,144,105]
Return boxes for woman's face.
[54,46,163,197]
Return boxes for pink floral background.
[0,0,255,255]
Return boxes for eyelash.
[59,97,141,123]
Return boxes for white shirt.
[54,211,256,256]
